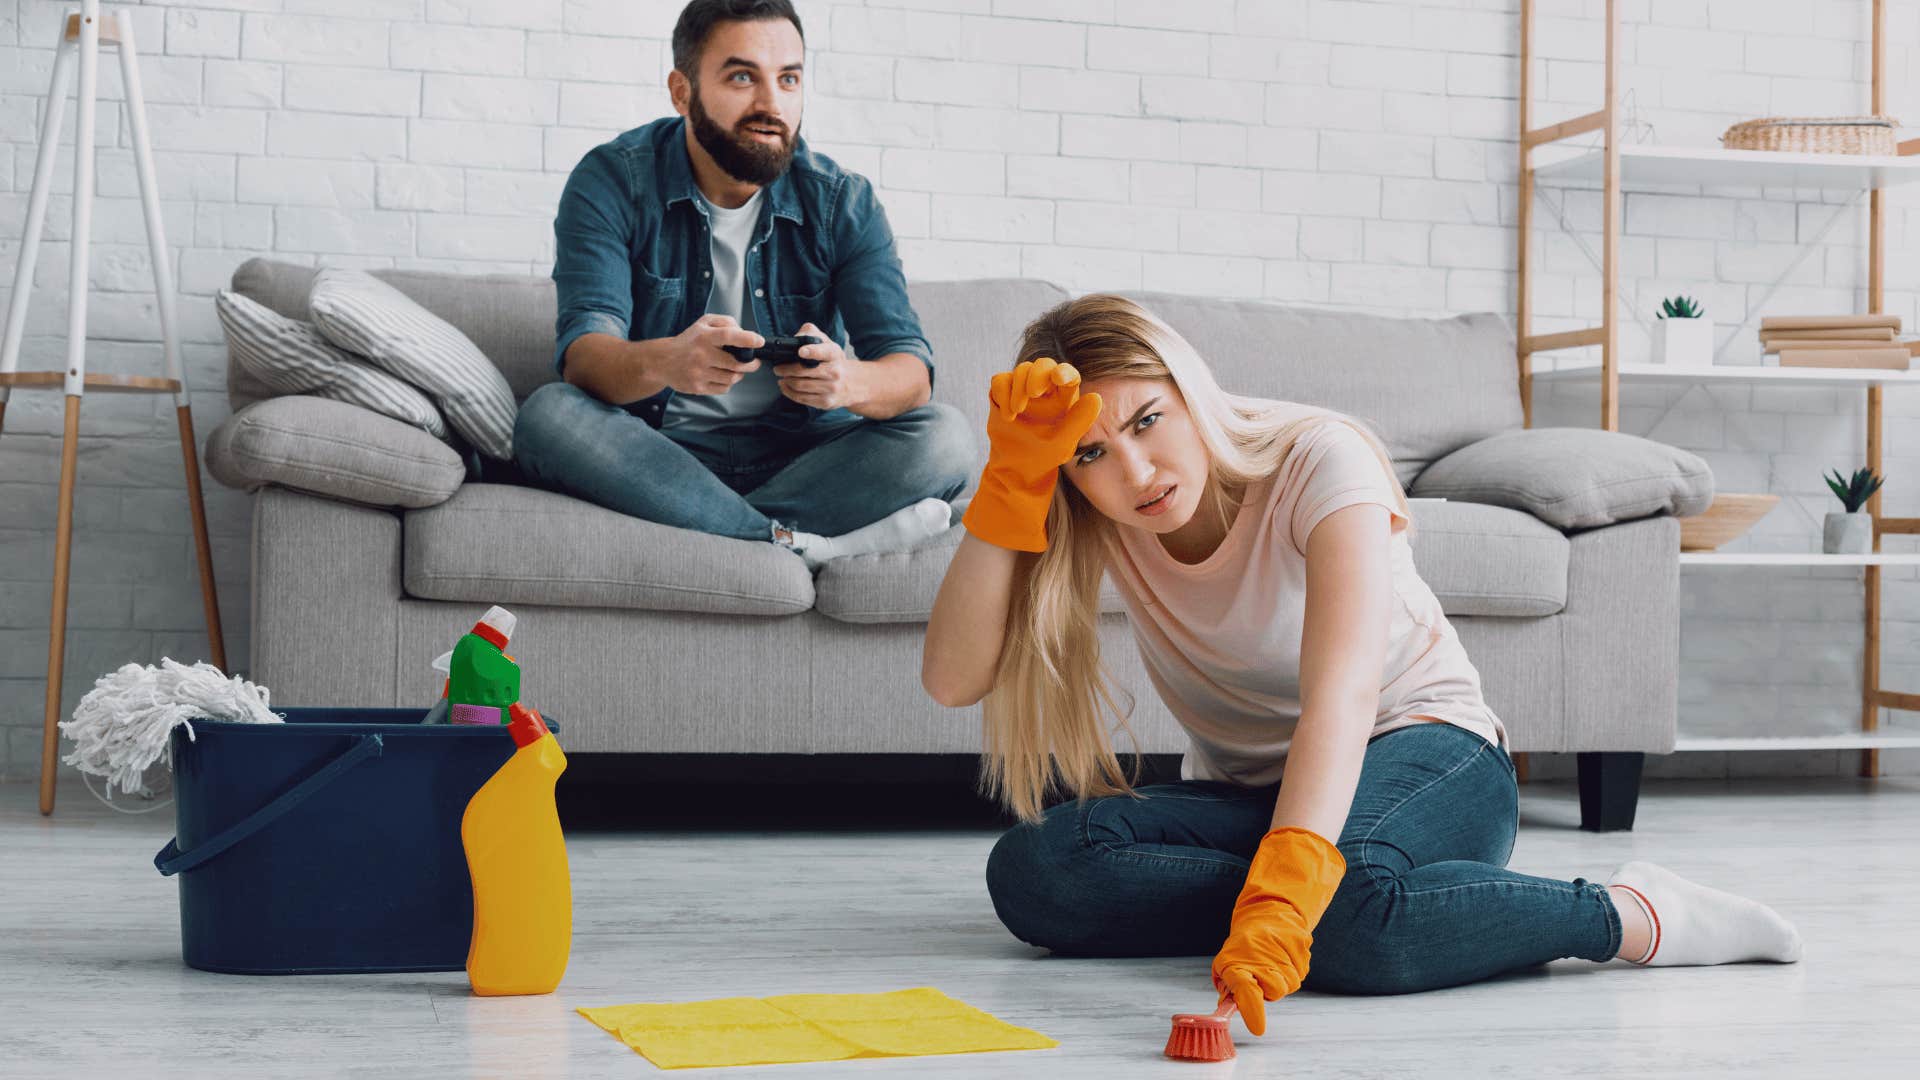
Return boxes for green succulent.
[1657,295,1704,319]
[1825,467,1885,513]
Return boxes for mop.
[59,659,282,800]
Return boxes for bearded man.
[517,0,970,567]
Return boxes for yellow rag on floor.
[577,987,1058,1069]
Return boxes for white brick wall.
[1,0,1917,782]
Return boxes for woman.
[922,295,1801,1034]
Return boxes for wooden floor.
[5,774,1918,1079]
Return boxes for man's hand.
[655,314,764,396]
[774,322,867,411]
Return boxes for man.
[516,0,972,568]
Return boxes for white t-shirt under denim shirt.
[1105,408,1508,787]
[661,188,782,432]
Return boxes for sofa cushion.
[1118,292,1522,487]
[814,500,1568,625]
[204,395,465,509]
[404,484,815,616]
[1410,427,1715,531]
[308,268,520,460]
[813,524,1129,624]
[216,290,451,440]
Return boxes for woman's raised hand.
[961,357,1103,552]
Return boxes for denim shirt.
[551,116,932,431]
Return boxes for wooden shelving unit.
[1516,0,1920,774]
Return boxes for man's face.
[682,18,805,186]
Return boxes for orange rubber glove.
[1211,826,1347,1036]
[960,357,1103,553]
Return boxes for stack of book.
[1758,315,1917,370]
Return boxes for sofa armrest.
[204,395,465,510]
[1409,427,1713,531]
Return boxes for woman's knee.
[985,810,1092,951]
[1305,873,1428,995]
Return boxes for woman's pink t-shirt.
[1107,413,1508,786]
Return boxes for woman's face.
[1061,375,1212,534]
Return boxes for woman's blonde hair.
[982,294,1413,822]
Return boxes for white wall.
[1,0,1916,782]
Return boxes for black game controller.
[727,334,824,368]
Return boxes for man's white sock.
[1608,860,1802,966]
[778,498,952,570]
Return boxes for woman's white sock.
[1608,860,1802,966]
[779,498,953,570]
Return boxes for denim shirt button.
[753,288,765,298]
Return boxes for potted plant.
[1823,467,1885,554]
[1653,295,1712,368]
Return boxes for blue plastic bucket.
[155,706,555,975]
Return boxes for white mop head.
[60,658,282,798]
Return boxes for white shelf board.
[1674,732,1920,752]
[1533,143,1920,190]
[1679,552,1920,567]
[1532,361,1920,387]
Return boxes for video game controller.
[727,334,825,368]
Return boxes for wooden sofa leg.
[1577,751,1643,832]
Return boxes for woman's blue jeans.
[985,723,1623,995]
[512,382,976,541]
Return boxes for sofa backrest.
[228,259,1520,484]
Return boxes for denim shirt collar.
[660,116,805,234]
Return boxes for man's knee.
[513,381,590,462]
[891,401,977,500]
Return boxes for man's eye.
[731,72,751,83]
[781,74,800,88]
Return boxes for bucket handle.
[154,733,385,877]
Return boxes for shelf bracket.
[1874,690,1920,713]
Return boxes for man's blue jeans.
[512,382,976,540]
[985,722,1623,995]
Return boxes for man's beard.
[688,84,798,186]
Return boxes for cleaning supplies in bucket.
[425,605,521,726]
[462,702,571,995]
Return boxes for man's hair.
[672,0,805,77]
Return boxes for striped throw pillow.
[216,290,450,441]
[307,268,518,460]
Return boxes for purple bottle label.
[450,703,503,726]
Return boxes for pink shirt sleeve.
[1284,421,1409,555]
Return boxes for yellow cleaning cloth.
[578,987,1058,1069]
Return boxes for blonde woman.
[922,295,1801,1032]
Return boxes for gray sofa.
[206,258,1712,830]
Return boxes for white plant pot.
[1653,317,1713,368]
[1823,511,1874,555]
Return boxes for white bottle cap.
[479,605,516,642]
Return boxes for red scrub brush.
[1164,997,1237,1061]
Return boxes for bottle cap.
[506,703,549,748]
[471,605,516,650]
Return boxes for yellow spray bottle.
[461,702,571,996]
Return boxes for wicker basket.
[1679,493,1781,552]
[1722,116,1899,155]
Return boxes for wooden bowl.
[1679,493,1780,551]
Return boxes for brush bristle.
[1164,1019,1235,1062]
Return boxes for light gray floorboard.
[4,776,1917,1078]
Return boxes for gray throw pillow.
[307,268,518,460]
[203,395,465,509]
[216,290,449,440]
[1409,427,1714,530]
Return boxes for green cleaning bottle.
[447,605,520,726]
